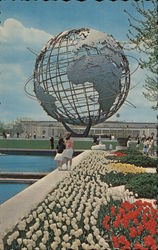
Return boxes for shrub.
[101,172,157,199]
[125,173,157,199]
[100,171,135,186]
[120,154,156,168]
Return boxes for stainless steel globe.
[33,28,130,136]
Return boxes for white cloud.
[0,18,52,45]
[0,63,26,94]
[0,18,54,123]
[0,18,156,123]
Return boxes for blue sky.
[0,0,156,124]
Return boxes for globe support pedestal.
[62,121,92,137]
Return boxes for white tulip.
[46,208,50,214]
[27,244,33,250]
[57,222,62,229]
[44,231,49,238]
[32,211,37,218]
[32,234,38,242]
[55,229,61,236]
[26,217,31,224]
[71,242,79,250]
[76,214,81,221]
[72,223,78,230]
[49,214,53,219]
[39,242,46,250]
[7,238,12,246]
[36,230,42,237]
[60,201,64,206]
[26,231,32,239]
[84,224,90,231]
[54,236,61,243]
[51,242,58,249]
[29,214,33,221]
[12,231,19,239]
[66,219,70,226]
[57,203,61,208]
[87,233,94,243]
[82,243,90,250]
[70,229,75,235]
[63,207,67,213]
[16,238,22,245]
[84,218,89,225]
[45,198,48,204]
[37,206,43,213]
[65,242,71,248]
[52,212,56,217]
[63,234,69,242]
[18,222,26,231]
[23,239,28,245]
[99,237,109,247]
[48,204,53,210]
[42,237,47,244]
[62,225,67,232]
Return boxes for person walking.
[148,137,154,156]
[54,138,66,170]
[33,131,37,139]
[136,136,140,150]
[62,133,74,170]
[50,136,54,149]
[143,138,148,155]
[127,137,131,148]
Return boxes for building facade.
[20,120,157,139]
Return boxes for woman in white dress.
[62,133,74,170]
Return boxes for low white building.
[20,120,157,139]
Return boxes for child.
[54,138,65,170]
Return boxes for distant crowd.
[126,134,155,156]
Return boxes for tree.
[125,0,158,110]
[0,122,5,134]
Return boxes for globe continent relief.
[33,28,130,136]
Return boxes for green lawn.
[0,139,51,149]
[0,139,139,150]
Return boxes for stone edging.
[0,150,91,243]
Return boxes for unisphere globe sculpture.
[33,28,130,136]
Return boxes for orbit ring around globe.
[25,28,132,136]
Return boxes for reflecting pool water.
[0,155,56,172]
[0,183,29,204]
[0,155,57,204]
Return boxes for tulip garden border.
[1,150,157,250]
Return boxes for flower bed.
[109,149,156,168]
[2,151,157,250]
[111,151,127,157]
[107,162,146,174]
[99,199,157,250]
[100,171,157,199]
